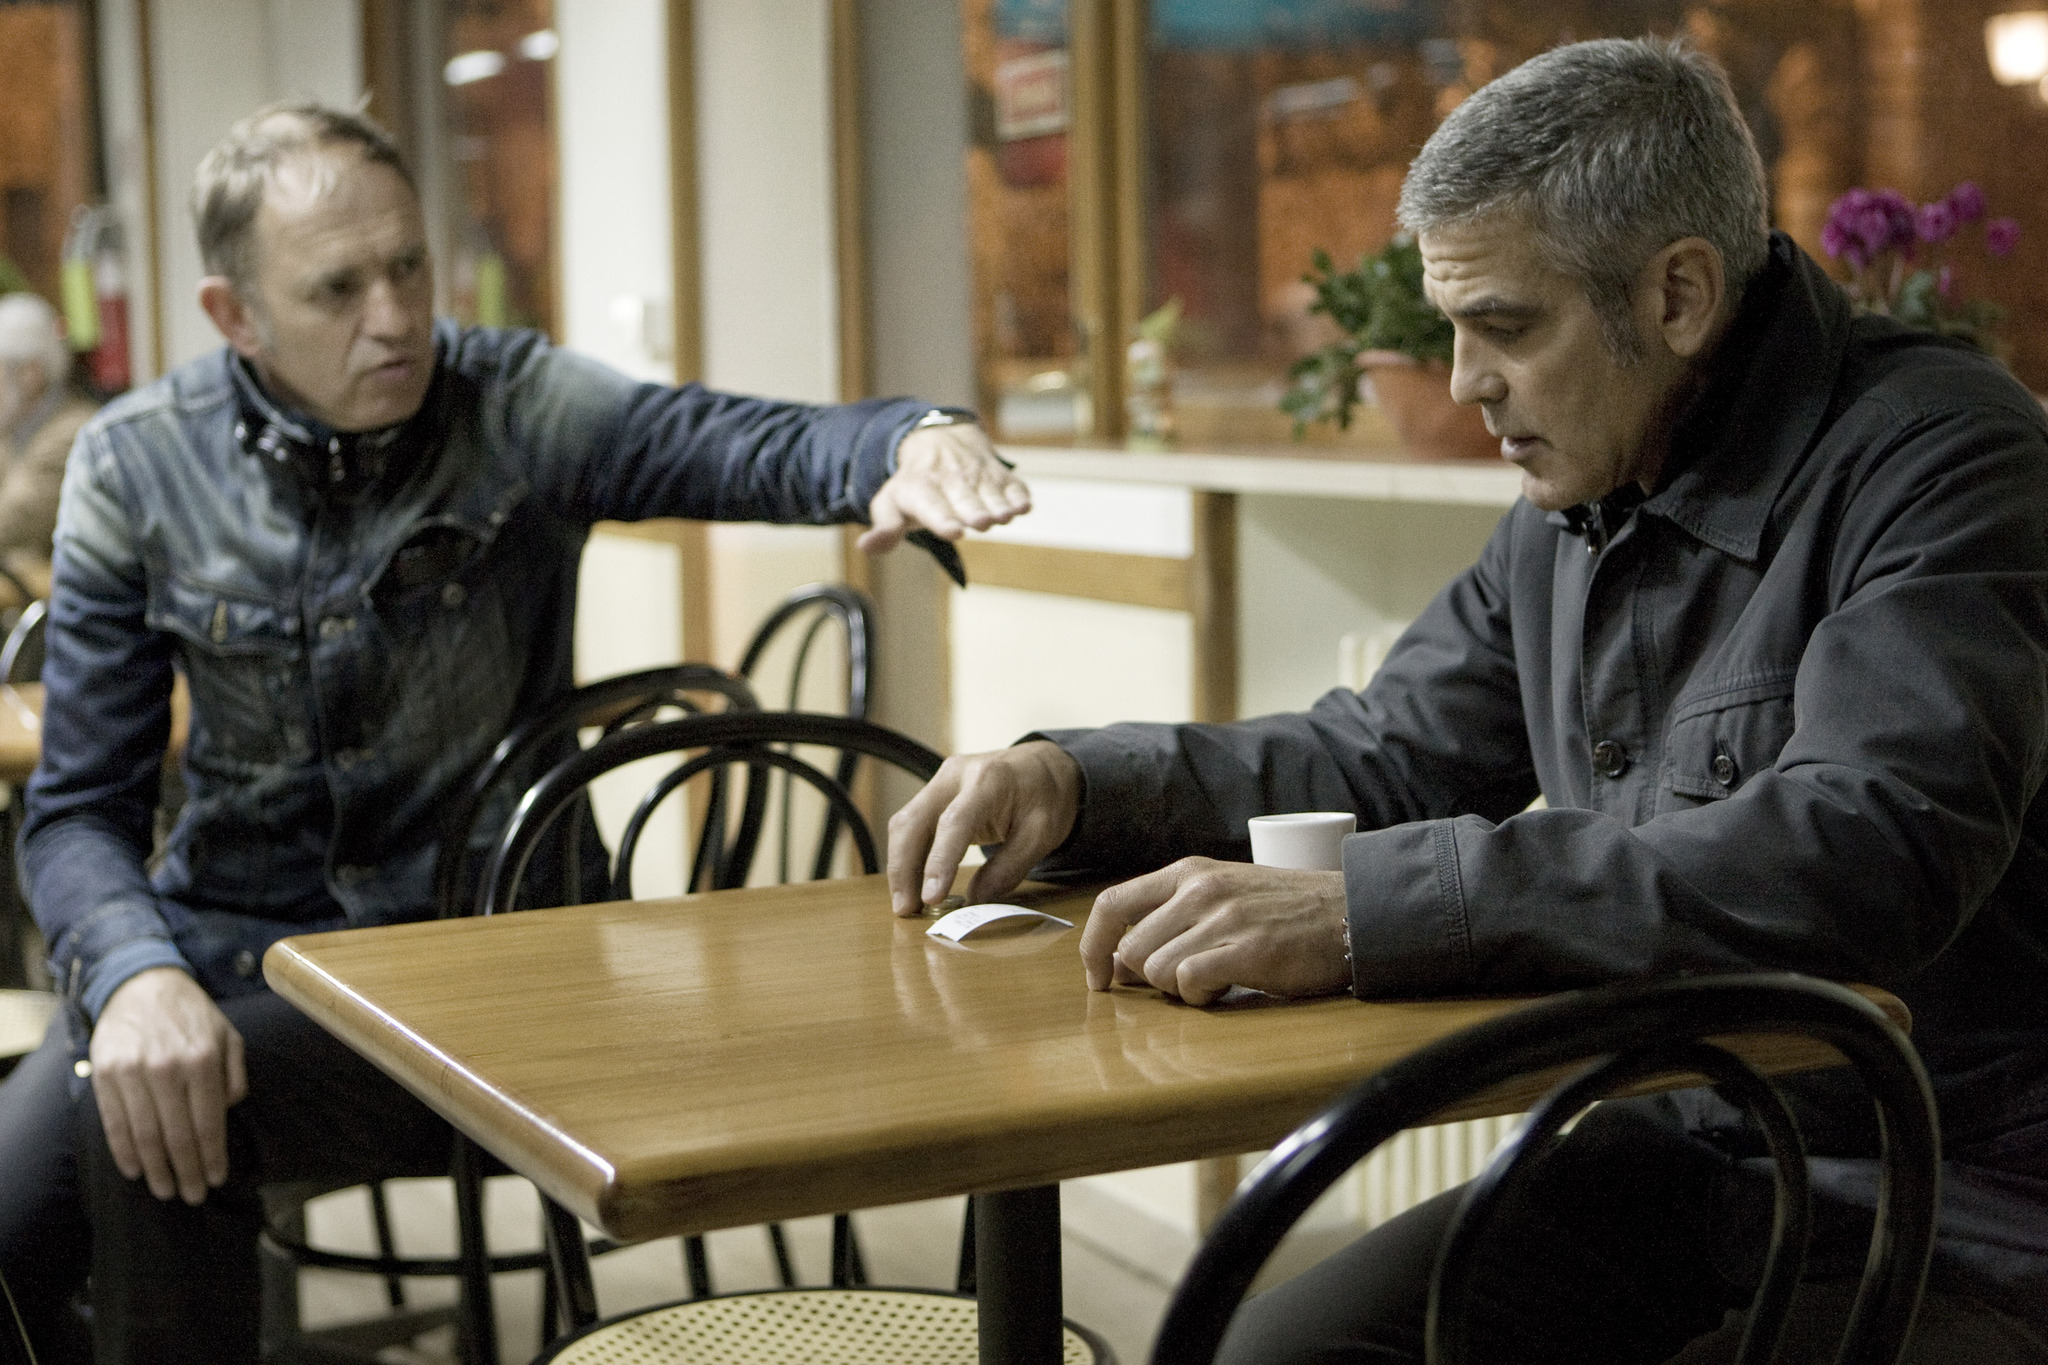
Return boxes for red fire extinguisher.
[61,204,132,396]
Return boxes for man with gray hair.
[0,101,1026,1364]
[889,37,2048,1362]
[0,292,94,589]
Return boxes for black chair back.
[431,664,757,919]
[0,1270,31,1365]
[0,599,46,686]
[732,584,879,887]
[477,711,943,918]
[1152,973,1940,1365]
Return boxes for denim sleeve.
[494,335,927,525]
[19,433,184,1019]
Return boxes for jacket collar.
[1635,232,1853,562]
[227,351,442,502]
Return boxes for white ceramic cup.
[1247,812,1356,870]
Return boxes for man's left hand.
[858,422,1030,553]
[1080,858,1354,1006]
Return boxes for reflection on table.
[263,873,1901,1363]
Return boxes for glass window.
[966,0,2048,451]
[0,0,124,393]
[442,0,559,334]
[964,0,1089,440]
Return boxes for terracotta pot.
[1359,351,1500,462]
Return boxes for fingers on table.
[887,764,961,913]
[1084,861,1252,999]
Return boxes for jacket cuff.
[80,936,193,1022]
[1343,818,1476,998]
[851,399,944,515]
[1025,727,1166,875]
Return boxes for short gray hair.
[1397,37,1769,361]
[192,102,413,295]
[0,292,72,387]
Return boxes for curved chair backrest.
[477,711,943,918]
[432,664,759,918]
[732,584,880,886]
[0,598,47,685]
[1153,974,1940,1365]
[736,583,876,720]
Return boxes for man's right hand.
[88,966,248,1204]
[886,740,1083,915]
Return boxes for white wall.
[92,0,160,382]
[694,0,837,405]
[692,0,843,667]
[147,0,362,369]
[555,0,674,384]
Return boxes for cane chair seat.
[539,1288,1107,1365]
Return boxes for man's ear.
[198,276,264,359]
[1639,238,1726,361]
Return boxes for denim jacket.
[21,321,929,1020]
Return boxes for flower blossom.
[1915,200,1957,245]
[1948,182,1988,223]
[1986,217,2022,258]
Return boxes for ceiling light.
[1986,12,2048,85]
[518,30,559,61]
[443,50,506,86]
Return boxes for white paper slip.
[925,903,1075,942]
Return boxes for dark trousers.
[0,989,453,1365]
[1215,1099,2048,1365]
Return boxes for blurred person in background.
[0,293,94,602]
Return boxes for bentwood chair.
[260,665,760,1365]
[711,583,877,893]
[1153,974,1940,1365]
[478,711,1112,1363]
[0,1270,33,1365]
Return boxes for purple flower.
[1987,217,2021,258]
[1873,190,1917,246]
[1915,200,1957,245]
[1820,218,1852,261]
[1948,181,1987,223]
[1938,263,1956,300]
[1850,206,1888,255]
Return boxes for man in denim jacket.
[0,104,1026,1363]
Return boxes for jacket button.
[1593,739,1630,778]
[232,949,258,979]
[1712,751,1737,786]
[441,582,467,608]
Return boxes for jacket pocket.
[147,575,311,767]
[1663,670,1799,804]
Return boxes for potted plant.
[1821,182,2021,359]
[1281,234,1498,460]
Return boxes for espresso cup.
[1247,811,1356,870]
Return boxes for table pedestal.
[975,1185,1063,1365]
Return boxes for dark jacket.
[23,322,928,1019]
[1045,235,2048,1184]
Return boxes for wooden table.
[0,685,42,787]
[265,877,1904,1363]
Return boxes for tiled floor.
[295,1176,1176,1363]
